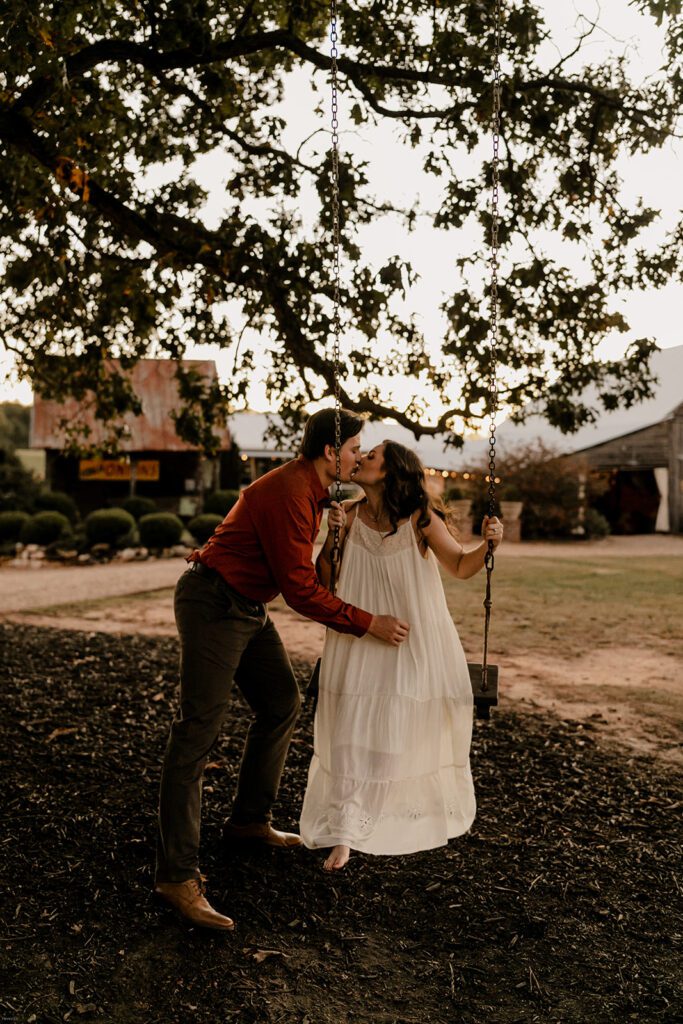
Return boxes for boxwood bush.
[0,450,41,512]
[118,496,158,520]
[583,508,611,539]
[0,510,31,542]
[203,489,240,517]
[35,490,79,524]
[20,511,72,546]
[85,508,136,547]
[138,512,183,549]
[187,513,222,545]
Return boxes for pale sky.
[2,0,681,413]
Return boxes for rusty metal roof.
[31,359,231,452]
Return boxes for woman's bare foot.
[323,845,351,871]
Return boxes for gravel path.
[0,558,187,613]
[1,535,682,614]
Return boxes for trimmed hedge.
[118,496,158,520]
[583,508,611,539]
[0,510,31,542]
[35,490,79,524]
[187,513,222,545]
[20,511,72,546]
[138,513,183,549]
[85,508,136,546]
[203,489,240,517]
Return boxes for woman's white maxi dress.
[300,514,476,855]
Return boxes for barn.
[228,345,683,536]
[30,359,234,516]
[487,345,683,535]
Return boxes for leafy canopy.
[0,1,681,451]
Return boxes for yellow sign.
[79,459,160,482]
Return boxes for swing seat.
[468,663,499,720]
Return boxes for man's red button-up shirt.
[194,457,372,638]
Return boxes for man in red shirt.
[154,409,409,929]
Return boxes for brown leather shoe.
[223,821,303,848]
[154,878,235,931]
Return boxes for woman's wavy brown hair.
[381,441,457,538]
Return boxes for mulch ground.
[1,623,680,1024]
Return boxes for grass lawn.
[24,555,683,668]
[442,556,683,661]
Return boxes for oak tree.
[1,1,680,451]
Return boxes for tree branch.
[518,75,679,138]
[0,109,232,271]
[12,27,676,137]
[1,108,469,437]
[10,29,459,116]
[152,66,316,171]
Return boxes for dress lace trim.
[349,515,416,556]
[327,799,467,838]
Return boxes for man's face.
[336,433,363,483]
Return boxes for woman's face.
[352,444,387,487]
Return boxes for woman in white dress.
[300,441,503,870]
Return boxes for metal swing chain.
[481,0,502,692]
[329,0,343,594]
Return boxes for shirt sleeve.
[257,494,373,637]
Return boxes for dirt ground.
[5,595,681,764]
[1,624,681,1024]
[3,533,681,766]
[2,536,681,1023]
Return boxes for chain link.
[482,0,502,690]
[329,0,343,590]
[487,0,501,534]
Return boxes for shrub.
[138,512,183,549]
[445,487,464,502]
[85,508,136,546]
[118,496,158,520]
[44,538,78,559]
[116,526,140,550]
[187,513,222,545]
[20,511,72,546]
[72,527,89,554]
[583,508,611,539]
[35,490,79,523]
[468,440,597,540]
[0,510,30,542]
[0,450,41,512]
[203,489,240,517]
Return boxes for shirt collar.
[298,455,332,507]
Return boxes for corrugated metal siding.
[31,359,231,452]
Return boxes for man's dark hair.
[299,408,364,460]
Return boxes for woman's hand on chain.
[328,501,347,532]
[482,515,504,549]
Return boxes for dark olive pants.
[155,568,301,883]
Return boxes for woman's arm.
[420,512,503,579]
[315,500,359,589]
